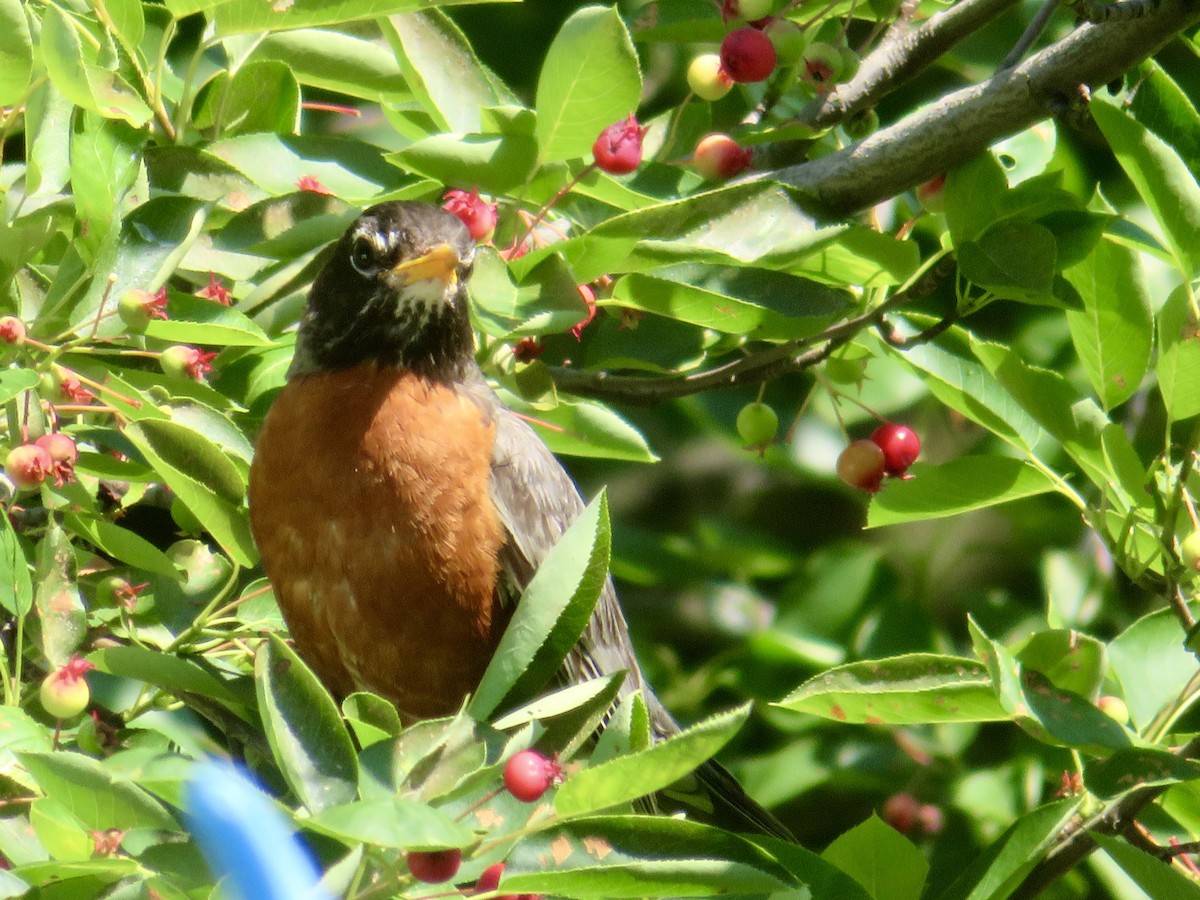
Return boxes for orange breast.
[248,365,505,720]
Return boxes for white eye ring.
[349,234,378,276]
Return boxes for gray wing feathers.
[486,401,677,737]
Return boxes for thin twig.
[1000,0,1060,70]
[549,256,956,404]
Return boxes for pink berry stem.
[510,162,597,258]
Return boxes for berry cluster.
[836,424,921,492]
[402,749,561,892]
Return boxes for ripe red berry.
[692,134,753,181]
[5,443,53,491]
[870,423,921,476]
[883,792,919,834]
[40,657,95,719]
[720,27,777,83]
[836,440,886,493]
[34,433,78,486]
[687,53,734,101]
[0,317,26,345]
[592,114,645,175]
[442,188,498,243]
[503,749,562,803]
[405,848,462,884]
[475,862,506,893]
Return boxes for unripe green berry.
[737,402,778,451]
[1098,695,1129,725]
[687,53,734,102]
[1182,531,1200,572]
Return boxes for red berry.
[503,749,562,802]
[592,114,645,175]
[34,433,78,486]
[40,657,95,719]
[475,862,506,893]
[883,792,919,834]
[687,53,734,101]
[692,134,753,181]
[405,848,462,884]
[836,440,886,493]
[870,423,921,476]
[442,188,498,243]
[5,444,53,491]
[719,27,777,83]
[0,317,26,345]
[917,803,944,835]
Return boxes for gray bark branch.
[771,0,1200,217]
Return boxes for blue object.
[185,758,331,900]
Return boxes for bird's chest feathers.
[249,365,505,715]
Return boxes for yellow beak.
[389,243,460,287]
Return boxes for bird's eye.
[349,235,378,275]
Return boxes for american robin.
[248,200,791,839]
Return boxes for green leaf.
[554,705,749,817]
[18,752,180,832]
[70,113,142,256]
[0,510,32,617]
[535,6,641,164]
[124,418,257,567]
[208,133,394,203]
[0,0,33,106]
[867,457,1057,527]
[1093,833,1200,899]
[342,693,402,749]
[944,151,1009,245]
[391,131,539,197]
[958,222,1057,303]
[307,798,473,849]
[62,514,178,578]
[936,800,1081,900]
[1014,629,1105,699]
[471,492,611,719]
[35,524,86,667]
[211,0,518,35]
[501,390,659,463]
[382,11,513,134]
[66,197,209,337]
[823,815,928,900]
[91,645,249,716]
[1092,99,1200,279]
[254,29,409,101]
[30,796,92,861]
[0,709,51,791]
[611,271,849,340]
[1086,747,1200,800]
[1130,62,1200,174]
[1156,284,1200,422]
[192,60,300,137]
[1064,236,1152,409]
[255,634,357,813]
[777,654,1009,724]
[1108,605,1198,732]
[502,815,798,896]
[144,293,271,346]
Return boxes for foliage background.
[3,0,1200,897]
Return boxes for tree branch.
[548,256,956,404]
[802,0,1023,129]
[770,0,1200,216]
[1012,735,1200,898]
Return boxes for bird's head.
[290,201,478,380]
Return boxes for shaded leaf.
[19,752,179,832]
